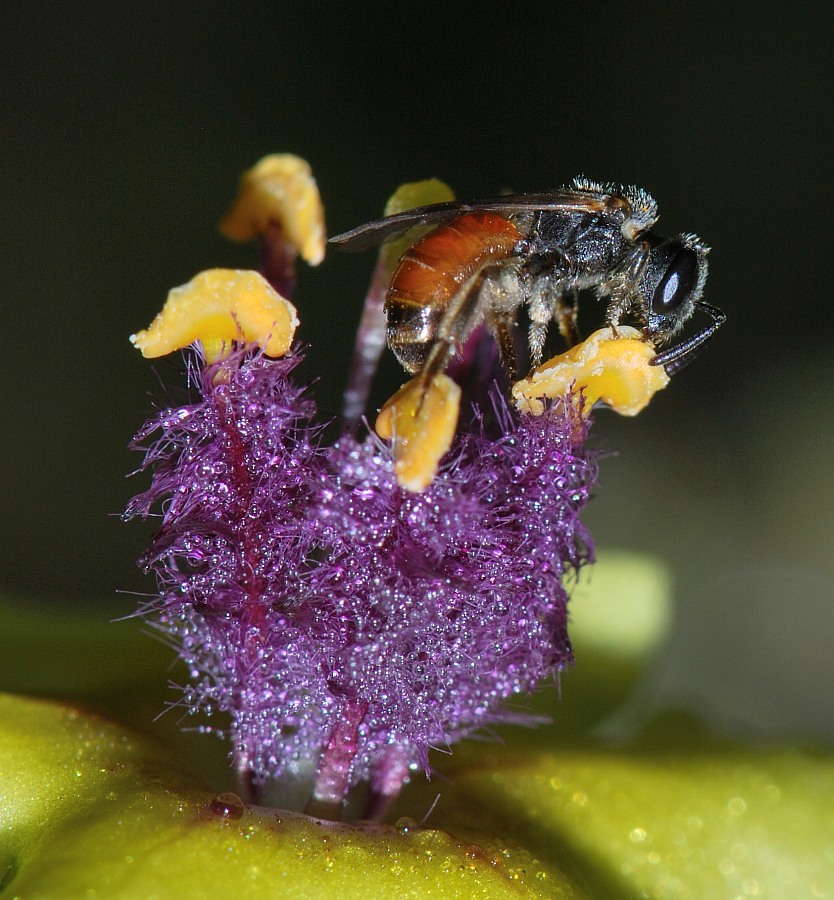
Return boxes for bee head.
[640,233,710,343]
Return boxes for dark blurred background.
[2,5,833,740]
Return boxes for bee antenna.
[649,302,726,376]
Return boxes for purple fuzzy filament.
[126,345,596,815]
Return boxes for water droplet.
[209,792,245,820]
[727,796,747,817]
[395,816,417,834]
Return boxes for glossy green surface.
[2,554,831,897]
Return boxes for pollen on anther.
[219,153,326,266]
[375,373,461,492]
[129,268,299,362]
[512,326,669,418]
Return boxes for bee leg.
[602,282,632,336]
[554,289,581,348]
[524,253,572,369]
[528,275,565,369]
[481,265,522,383]
[418,264,515,412]
[415,336,454,394]
[490,311,518,383]
[528,292,549,370]
[413,267,493,407]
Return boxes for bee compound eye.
[652,246,699,315]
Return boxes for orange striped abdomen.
[385,212,522,373]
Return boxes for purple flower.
[126,344,596,818]
[124,157,664,820]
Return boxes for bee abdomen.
[385,212,521,373]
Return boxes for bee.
[330,178,725,392]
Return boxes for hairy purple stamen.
[126,345,596,818]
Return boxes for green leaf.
[521,550,674,738]
[0,596,234,790]
[395,731,834,899]
[0,694,581,898]
[4,558,828,896]
[3,695,833,898]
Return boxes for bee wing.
[329,192,610,252]
[328,201,474,251]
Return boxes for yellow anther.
[376,374,462,493]
[130,268,299,362]
[512,326,670,417]
[219,154,326,265]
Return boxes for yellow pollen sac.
[375,374,462,493]
[512,326,670,417]
[219,153,326,265]
[130,268,299,362]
